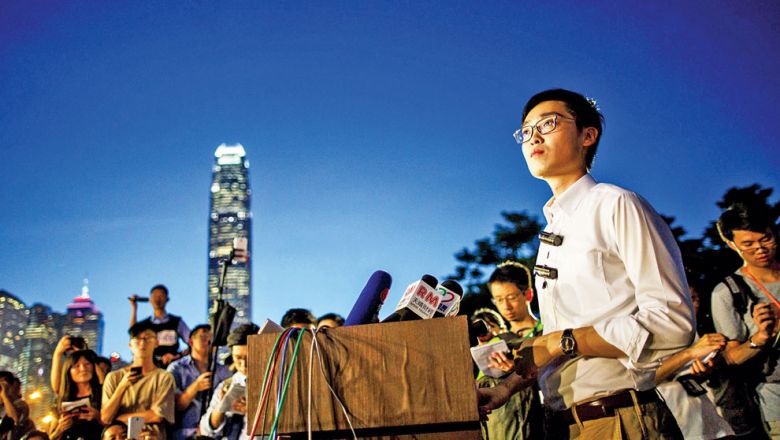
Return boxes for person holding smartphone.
[101,322,175,440]
[49,350,103,440]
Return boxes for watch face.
[561,329,576,357]
[562,337,575,353]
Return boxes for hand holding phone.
[127,416,145,440]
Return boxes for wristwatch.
[560,328,577,358]
[748,335,762,349]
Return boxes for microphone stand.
[200,250,237,416]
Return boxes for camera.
[70,336,86,350]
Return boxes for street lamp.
[28,390,42,401]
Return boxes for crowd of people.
[0,282,344,440]
[0,88,777,440]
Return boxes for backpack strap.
[723,274,758,316]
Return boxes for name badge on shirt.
[539,231,564,246]
[157,329,177,346]
[534,265,558,280]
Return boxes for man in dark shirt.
[130,284,191,367]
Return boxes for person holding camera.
[0,371,35,440]
[101,322,175,440]
[50,335,94,395]
[49,350,103,440]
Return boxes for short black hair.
[281,308,316,328]
[96,356,112,368]
[190,324,211,339]
[227,323,260,347]
[488,262,532,292]
[128,321,156,338]
[522,88,605,169]
[150,284,169,298]
[101,422,127,439]
[316,313,345,327]
[0,371,19,386]
[717,203,778,242]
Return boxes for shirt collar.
[150,313,170,324]
[543,174,597,223]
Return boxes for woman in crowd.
[50,350,103,440]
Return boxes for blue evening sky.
[1,1,778,359]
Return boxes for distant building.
[207,143,252,326]
[62,279,104,355]
[0,290,28,374]
[20,303,62,421]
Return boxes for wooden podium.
[247,317,481,439]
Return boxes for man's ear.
[582,127,598,147]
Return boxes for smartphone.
[70,336,86,350]
[701,349,719,364]
[130,366,143,377]
[127,416,145,439]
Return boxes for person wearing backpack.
[711,202,779,439]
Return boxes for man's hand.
[189,372,213,393]
[752,303,776,347]
[477,383,512,417]
[487,351,514,373]
[118,368,142,390]
[160,353,177,366]
[688,333,727,360]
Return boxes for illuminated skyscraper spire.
[207,144,252,326]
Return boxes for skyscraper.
[208,143,252,326]
[0,290,28,374]
[20,303,62,421]
[62,279,104,355]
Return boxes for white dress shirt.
[535,174,695,410]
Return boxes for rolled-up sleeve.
[199,378,228,437]
[153,371,176,424]
[593,192,695,364]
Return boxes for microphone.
[433,279,463,317]
[344,270,393,326]
[382,275,441,322]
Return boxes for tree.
[446,211,542,317]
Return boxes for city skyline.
[1,2,779,361]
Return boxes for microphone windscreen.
[441,279,463,296]
[422,274,438,288]
[344,270,393,326]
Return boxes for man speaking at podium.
[478,89,695,439]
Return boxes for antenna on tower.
[81,277,90,298]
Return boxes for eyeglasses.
[491,292,522,304]
[733,233,776,254]
[131,336,156,344]
[513,113,576,144]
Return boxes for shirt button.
[542,280,548,289]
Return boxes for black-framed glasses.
[491,293,522,304]
[513,113,576,144]
[733,233,776,254]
